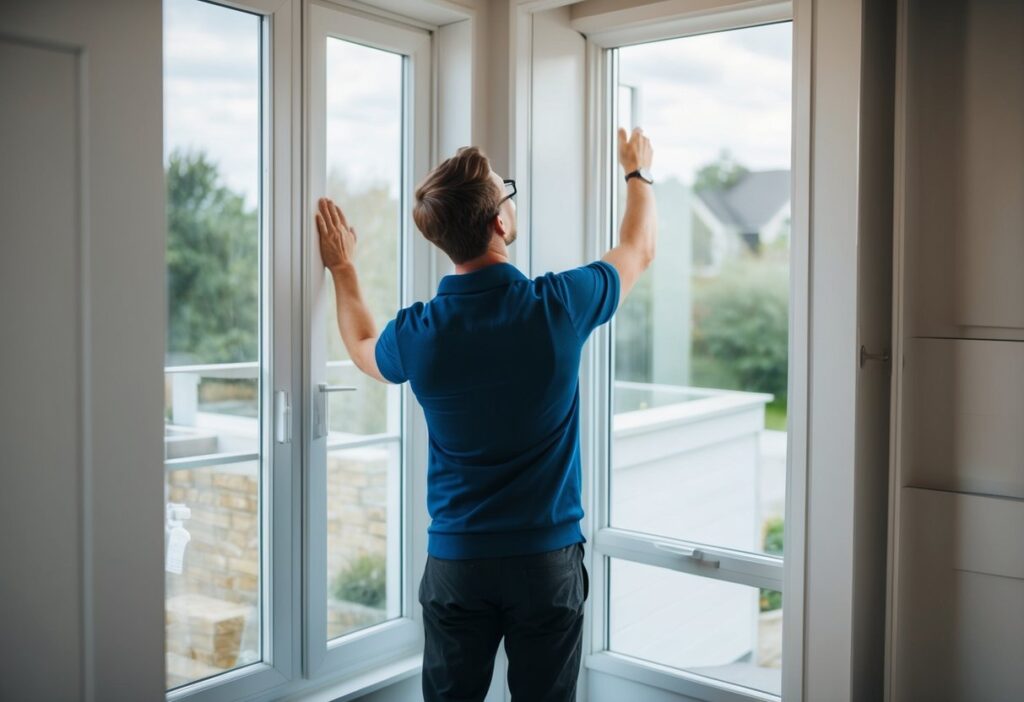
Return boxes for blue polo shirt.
[374,260,620,559]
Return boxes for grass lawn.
[764,401,788,431]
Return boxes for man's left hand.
[316,197,358,273]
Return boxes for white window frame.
[579,3,810,701]
[165,0,301,700]
[164,0,467,699]
[302,0,433,683]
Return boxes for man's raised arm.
[315,197,389,384]
[602,127,657,302]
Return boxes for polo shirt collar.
[437,262,528,295]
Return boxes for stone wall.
[163,450,392,687]
[326,445,391,639]
[165,463,260,689]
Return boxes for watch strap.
[625,169,652,184]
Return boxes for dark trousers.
[419,542,590,702]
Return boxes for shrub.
[331,554,387,609]
[763,517,784,556]
[691,258,789,405]
[760,517,784,612]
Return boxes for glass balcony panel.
[609,558,782,696]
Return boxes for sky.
[164,0,792,206]
[163,0,261,206]
[618,21,793,185]
[324,39,403,199]
[164,0,404,207]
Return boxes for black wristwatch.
[625,168,654,185]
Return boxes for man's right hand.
[316,197,358,274]
[604,127,657,303]
[618,126,653,174]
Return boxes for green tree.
[693,149,749,192]
[166,150,259,365]
[691,258,789,405]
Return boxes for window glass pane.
[611,23,792,557]
[609,559,782,695]
[327,443,401,638]
[165,463,262,687]
[163,0,263,689]
[323,36,404,641]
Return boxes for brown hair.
[413,147,502,264]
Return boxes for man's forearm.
[330,264,378,352]
[619,179,656,262]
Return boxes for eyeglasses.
[497,179,516,208]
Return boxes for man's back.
[317,130,654,701]
[374,261,619,559]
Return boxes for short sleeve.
[548,260,621,340]
[374,318,408,384]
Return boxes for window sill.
[288,654,422,702]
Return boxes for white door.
[0,1,165,700]
[303,2,433,679]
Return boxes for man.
[315,126,655,701]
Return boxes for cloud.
[324,39,404,195]
[163,0,261,205]
[618,22,793,182]
[164,0,793,206]
[164,1,406,205]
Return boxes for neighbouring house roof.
[695,170,790,234]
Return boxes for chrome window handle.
[315,383,358,438]
[274,390,291,444]
[654,542,721,568]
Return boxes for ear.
[491,212,507,240]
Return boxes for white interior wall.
[1,36,87,702]
[529,6,587,275]
[0,1,166,701]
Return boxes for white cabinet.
[893,489,1024,701]
[903,339,1024,498]
[888,1,1024,699]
